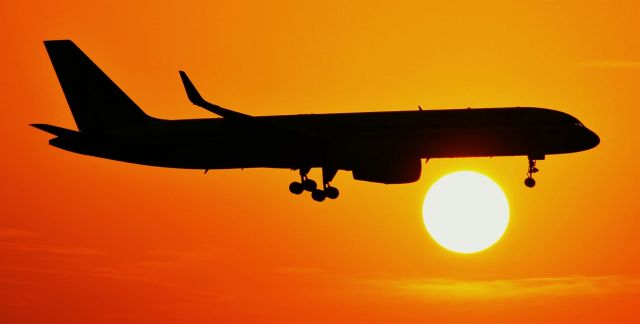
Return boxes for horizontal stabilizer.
[179,71,250,119]
[31,124,77,137]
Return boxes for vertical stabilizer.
[44,40,154,131]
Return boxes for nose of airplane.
[585,128,600,149]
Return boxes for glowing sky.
[1,1,639,322]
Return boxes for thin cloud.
[363,275,640,300]
[0,265,231,302]
[145,249,208,260]
[0,228,36,238]
[275,267,325,275]
[0,265,174,287]
[580,60,640,69]
[0,242,102,256]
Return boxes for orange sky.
[1,1,639,323]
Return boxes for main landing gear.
[289,167,340,202]
[524,155,543,188]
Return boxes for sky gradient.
[2,1,639,323]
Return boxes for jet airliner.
[33,40,600,202]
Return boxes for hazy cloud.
[275,267,325,275]
[0,261,231,302]
[145,249,208,260]
[580,60,640,69]
[0,242,102,256]
[0,265,175,287]
[364,275,640,300]
[0,228,36,238]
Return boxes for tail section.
[44,40,154,132]
[31,123,77,137]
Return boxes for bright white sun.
[422,171,509,254]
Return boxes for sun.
[422,171,509,254]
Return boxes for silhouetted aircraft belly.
[33,40,600,202]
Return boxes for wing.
[179,71,250,119]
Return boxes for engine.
[352,158,422,184]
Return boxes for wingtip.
[177,71,249,118]
[178,71,188,82]
[178,70,190,81]
[179,70,206,105]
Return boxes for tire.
[325,186,339,199]
[302,179,317,191]
[311,189,326,202]
[289,182,304,194]
[524,177,536,188]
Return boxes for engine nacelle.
[352,158,422,184]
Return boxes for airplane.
[33,40,600,202]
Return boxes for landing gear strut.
[289,166,340,202]
[524,155,541,188]
[289,167,316,195]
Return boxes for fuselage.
[36,40,601,199]
[50,106,600,171]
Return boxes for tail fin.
[44,40,154,132]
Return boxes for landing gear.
[524,177,536,188]
[289,167,316,194]
[311,189,326,202]
[289,166,340,201]
[302,178,317,191]
[524,155,542,188]
[289,181,304,194]
[324,186,339,199]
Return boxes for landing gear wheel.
[324,186,340,199]
[289,182,304,194]
[524,177,536,188]
[302,179,317,191]
[311,189,326,202]
[524,156,541,188]
[290,167,340,201]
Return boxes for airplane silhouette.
[33,40,600,202]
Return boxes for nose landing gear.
[524,176,536,188]
[524,155,542,188]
